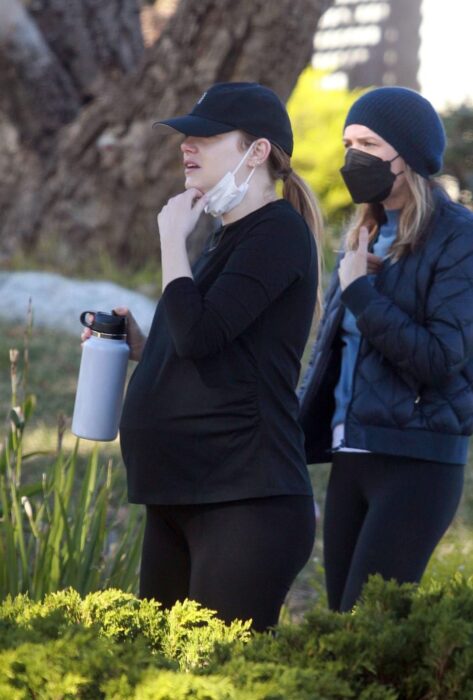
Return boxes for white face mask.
[204,145,256,218]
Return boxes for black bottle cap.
[80,311,126,335]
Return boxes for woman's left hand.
[157,188,208,244]
[339,226,371,291]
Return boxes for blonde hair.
[240,134,324,321]
[344,166,436,259]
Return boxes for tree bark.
[0,0,80,154]
[29,0,145,101]
[0,0,333,272]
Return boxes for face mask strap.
[243,165,256,187]
[389,153,404,178]
[232,143,256,177]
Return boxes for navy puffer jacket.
[299,189,473,465]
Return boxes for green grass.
[1,319,473,619]
[0,321,79,424]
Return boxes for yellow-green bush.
[287,68,364,225]
[2,578,473,699]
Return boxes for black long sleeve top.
[120,199,318,504]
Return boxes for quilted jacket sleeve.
[342,219,473,386]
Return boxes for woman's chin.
[184,181,208,197]
[184,180,196,191]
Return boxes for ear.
[248,138,272,167]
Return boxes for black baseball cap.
[153,82,293,156]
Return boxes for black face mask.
[340,148,401,204]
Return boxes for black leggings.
[140,495,316,632]
[324,452,464,612]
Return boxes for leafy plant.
[287,68,365,224]
[2,579,473,699]
[0,307,144,599]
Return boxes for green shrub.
[215,575,473,700]
[0,588,250,699]
[1,579,473,699]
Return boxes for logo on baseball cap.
[153,82,293,156]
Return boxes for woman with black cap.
[300,86,473,612]
[113,82,323,631]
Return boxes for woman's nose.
[181,137,197,153]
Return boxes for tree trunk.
[0,0,80,154]
[29,0,145,101]
[0,0,333,273]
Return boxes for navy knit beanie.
[344,86,446,178]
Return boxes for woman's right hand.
[81,307,147,362]
[339,227,370,291]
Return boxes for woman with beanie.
[299,86,473,612]
[92,83,322,632]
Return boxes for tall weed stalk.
[0,304,144,599]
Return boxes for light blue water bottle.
[72,311,129,441]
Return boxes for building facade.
[314,0,422,90]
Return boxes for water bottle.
[72,311,129,441]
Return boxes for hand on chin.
[184,171,203,191]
